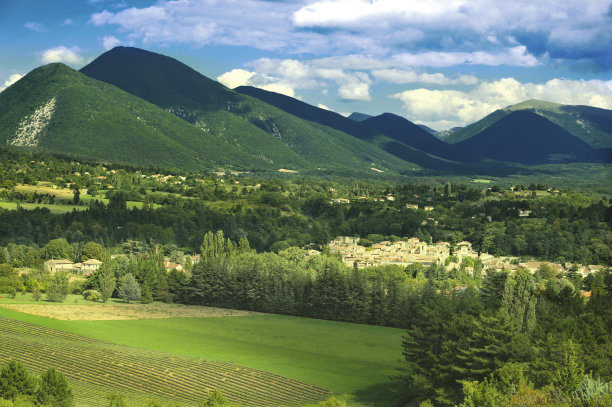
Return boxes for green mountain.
[233,85,496,173]
[455,110,598,164]
[80,47,412,175]
[0,63,275,171]
[445,99,612,148]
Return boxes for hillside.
[455,110,598,164]
[0,63,277,171]
[234,85,501,173]
[446,99,612,149]
[80,47,412,175]
[361,113,472,161]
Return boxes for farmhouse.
[44,259,74,273]
[81,258,102,273]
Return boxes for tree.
[46,272,70,302]
[37,367,74,407]
[500,270,537,333]
[98,261,116,303]
[117,274,141,303]
[0,360,36,401]
[553,340,584,397]
[44,239,73,260]
[80,242,104,261]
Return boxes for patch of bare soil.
[0,303,255,320]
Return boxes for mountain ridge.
[0,63,276,171]
[455,110,598,164]
[80,47,414,175]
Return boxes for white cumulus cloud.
[102,35,121,50]
[217,69,256,89]
[392,77,612,130]
[393,46,540,67]
[372,69,478,85]
[40,46,85,66]
[218,57,374,101]
[0,74,24,92]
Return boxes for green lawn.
[0,201,86,213]
[0,305,407,406]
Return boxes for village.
[327,235,606,277]
[43,254,201,277]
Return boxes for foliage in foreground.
[0,360,73,406]
[402,269,612,406]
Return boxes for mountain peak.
[455,110,596,163]
[508,99,563,112]
[347,112,372,122]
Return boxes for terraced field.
[0,316,331,406]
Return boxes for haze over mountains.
[0,46,610,176]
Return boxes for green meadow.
[0,306,406,406]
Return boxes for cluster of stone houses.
[43,258,102,276]
[44,253,201,276]
[327,236,608,277]
[163,254,200,272]
[328,236,481,269]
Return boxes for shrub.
[82,290,101,301]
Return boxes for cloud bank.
[393,78,612,130]
[89,0,611,68]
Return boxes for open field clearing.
[0,315,331,406]
[0,201,86,213]
[0,302,255,320]
[0,306,406,406]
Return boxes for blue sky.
[1,0,612,130]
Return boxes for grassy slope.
[0,311,331,406]
[0,305,406,406]
[0,63,275,172]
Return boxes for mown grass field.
[0,315,331,406]
[0,301,407,406]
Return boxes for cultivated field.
[0,302,255,320]
[0,303,406,406]
[0,315,331,406]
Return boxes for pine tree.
[0,360,36,401]
[37,367,74,407]
[451,314,516,382]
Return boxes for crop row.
[0,317,330,406]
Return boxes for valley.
[0,45,611,407]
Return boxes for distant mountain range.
[0,46,610,176]
[454,110,599,164]
[445,99,612,149]
[80,47,411,175]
